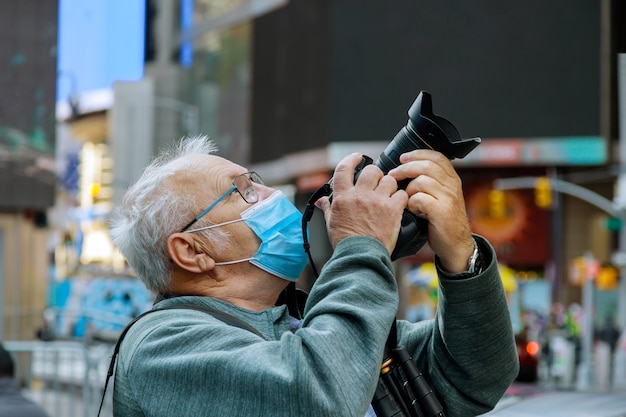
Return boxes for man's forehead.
[170,154,238,171]
[173,154,248,182]
[206,155,249,178]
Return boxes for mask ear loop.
[185,217,243,233]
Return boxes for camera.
[303,91,481,265]
[354,91,481,260]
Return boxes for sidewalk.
[24,388,113,417]
[484,384,626,417]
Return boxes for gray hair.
[109,135,229,294]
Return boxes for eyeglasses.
[180,171,264,232]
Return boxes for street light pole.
[616,53,626,331]
[152,96,199,136]
[494,177,620,217]
[577,251,597,391]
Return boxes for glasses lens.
[248,172,264,185]
[233,172,261,203]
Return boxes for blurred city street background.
[1,0,626,415]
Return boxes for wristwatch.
[466,238,483,275]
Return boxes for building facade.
[0,0,58,340]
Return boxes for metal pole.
[577,251,595,391]
[617,53,626,330]
[152,96,199,136]
[494,176,620,216]
[0,229,4,339]
[548,167,563,305]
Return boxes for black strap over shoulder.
[276,281,308,320]
[97,303,264,416]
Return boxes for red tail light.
[526,341,540,357]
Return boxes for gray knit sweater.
[113,235,518,417]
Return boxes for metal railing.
[3,340,114,417]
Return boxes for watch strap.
[466,238,480,274]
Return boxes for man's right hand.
[316,153,408,255]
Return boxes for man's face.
[183,155,276,263]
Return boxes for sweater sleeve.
[395,235,519,417]
[114,236,399,417]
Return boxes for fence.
[3,340,114,417]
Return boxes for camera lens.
[374,91,481,180]
[376,125,429,175]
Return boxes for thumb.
[316,196,330,220]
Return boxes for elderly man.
[109,135,518,417]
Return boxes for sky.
[56,0,145,112]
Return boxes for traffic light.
[488,189,506,218]
[596,266,619,291]
[534,177,552,209]
[605,217,622,231]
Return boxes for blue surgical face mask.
[186,191,308,281]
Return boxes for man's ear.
[167,233,215,273]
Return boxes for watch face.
[473,253,484,274]
[467,240,484,274]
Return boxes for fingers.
[319,153,408,254]
[388,150,461,216]
[330,153,366,193]
[329,153,397,197]
[387,149,475,270]
[388,149,455,186]
[325,149,476,270]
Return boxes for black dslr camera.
[344,91,481,260]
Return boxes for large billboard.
[0,0,59,209]
[251,0,603,165]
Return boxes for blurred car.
[515,330,540,383]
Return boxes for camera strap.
[301,182,333,277]
[372,321,446,417]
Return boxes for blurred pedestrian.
[598,315,621,387]
[0,344,50,417]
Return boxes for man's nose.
[255,183,278,201]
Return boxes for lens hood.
[407,91,480,160]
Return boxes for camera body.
[356,91,481,260]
